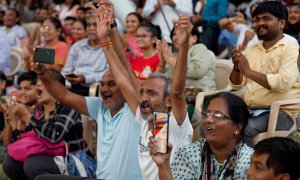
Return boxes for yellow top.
[230,35,300,119]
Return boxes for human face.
[203,97,241,147]
[253,12,285,41]
[36,79,54,104]
[172,31,197,49]
[288,6,300,26]
[247,153,283,180]
[125,14,140,33]
[18,80,38,106]
[86,16,98,41]
[236,11,247,24]
[3,9,18,28]
[41,19,60,43]
[72,21,86,40]
[64,19,75,31]
[139,78,168,120]
[76,10,85,20]
[136,27,154,49]
[99,71,125,115]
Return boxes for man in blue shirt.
[191,0,229,54]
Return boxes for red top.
[131,53,160,79]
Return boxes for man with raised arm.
[91,1,193,179]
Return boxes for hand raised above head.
[172,14,193,47]
[88,1,114,41]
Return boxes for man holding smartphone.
[91,2,193,179]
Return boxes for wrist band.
[100,41,112,48]
[36,65,46,76]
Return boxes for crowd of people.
[0,0,300,180]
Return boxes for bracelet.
[233,65,240,72]
[36,65,46,76]
[100,41,112,48]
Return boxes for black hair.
[47,69,65,86]
[170,26,200,44]
[43,17,64,41]
[204,92,250,135]
[254,137,300,180]
[17,71,38,86]
[139,22,162,40]
[237,9,248,21]
[6,8,21,25]
[127,12,144,23]
[77,7,87,13]
[0,71,6,95]
[64,16,76,22]
[74,19,87,30]
[288,3,300,9]
[252,1,288,22]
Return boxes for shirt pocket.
[264,54,282,74]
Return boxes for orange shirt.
[52,41,70,67]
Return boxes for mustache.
[141,100,151,108]
[257,24,268,31]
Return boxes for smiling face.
[125,14,140,34]
[288,5,300,27]
[253,12,285,41]
[41,19,61,43]
[139,78,170,120]
[203,97,241,147]
[99,71,125,115]
[18,80,38,106]
[72,20,86,40]
[136,27,155,50]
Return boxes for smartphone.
[65,72,77,78]
[0,96,15,107]
[153,111,169,153]
[34,47,55,64]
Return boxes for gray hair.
[148,73,172,97]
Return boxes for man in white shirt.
[142,0,193,43]
[94,2,193,178]
[0,8,28,47]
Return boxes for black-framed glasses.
[201,111,231,121]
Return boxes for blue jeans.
[243,111,293,147]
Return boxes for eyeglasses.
[201,111,231,121]
[40,26,52,32]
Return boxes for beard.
[255,25,269,40]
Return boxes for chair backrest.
[6,51,23,78]
[215,59,233,90]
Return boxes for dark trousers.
[3,155,61,180]
[70,84,90,96]
[200,25,220,54]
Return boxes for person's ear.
[279,19,286,30]
[234,122,243,135]
[277,173,290,180]
[191,35,197,44]
[164,96,171,108]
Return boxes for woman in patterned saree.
[149,92,254,179]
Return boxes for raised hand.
[172,14,193,47]
[88,0,114,41]
[161,39,173,62]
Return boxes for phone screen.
[153,112,169,153]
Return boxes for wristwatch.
[110,20,117,29]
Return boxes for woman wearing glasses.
[149,92,253,179]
